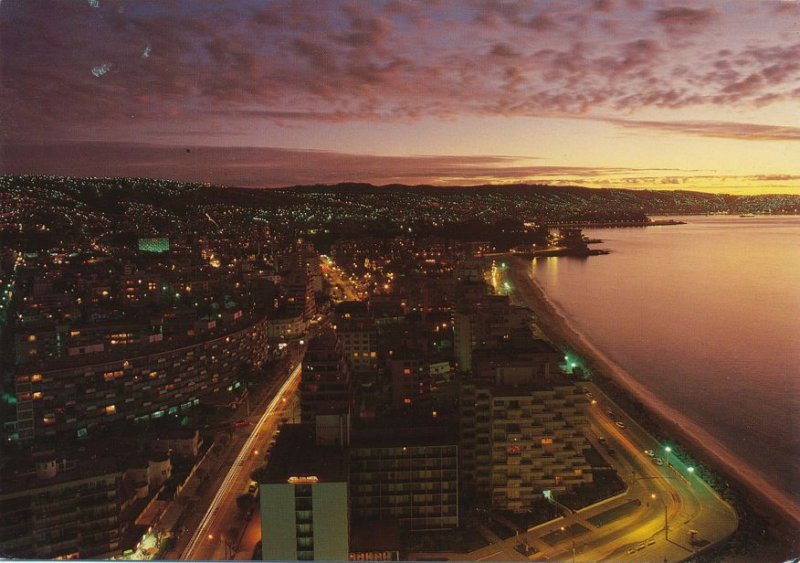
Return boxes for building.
[336,318,379,377]
[460,371,593,511]
[259,424,349,561]
[300,329,352,424]
[267,314,307,342]
[13,314,270,442]
[0,455,123,559]
[283,265,316,321]
[349,422,458,531]
[453,295,529,373]
[387,356,428,408]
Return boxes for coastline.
[503,254,800,536]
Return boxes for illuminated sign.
[138,238,170,253]
[287,476,319,484]
[349,551,399,561]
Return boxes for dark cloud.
[1,141,687,188]
[654,6,717,33]
[489,43,519,58]
[593,0,616,12]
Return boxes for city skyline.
[2,1,800,194]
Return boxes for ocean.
[528,215,800,514]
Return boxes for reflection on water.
[531,216,800,505]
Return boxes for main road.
[502,258,737,561]
[180,362,302,560]
[320,255,363,301]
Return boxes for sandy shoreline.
[503,255,800,533]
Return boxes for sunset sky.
[2,0,799,193]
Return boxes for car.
[248,483,257,494]
[598,436,607,445]
[644,449,655,457]
[585,392,594,399]
[615,421,626,429]
[652,457,664,466]
[605,409,615,418]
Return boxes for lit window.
[33,392,42,400]
[28,334,37,342]
[43,416,55,425]
[31,374,42,383]
[103,370,123,381]
[541,438,553,446]
[105,405,116,414]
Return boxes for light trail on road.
[182,362,302,560]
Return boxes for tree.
[236,493,257,515]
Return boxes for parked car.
[615,421,626,429]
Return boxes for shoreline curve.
[504,254,800,532]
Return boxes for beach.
[502,254,800,536]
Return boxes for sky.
[1,0,799,194]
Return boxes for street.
[178,362,302,560]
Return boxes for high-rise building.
[349,423,458,531]
[387,356,429,408]
[337,318,379,377]
[0,455,122,559]
[300,329,352,424]
[459,365,592,511]
[259,424,349,561]
[283,265,316,321]
[452,295,529,373]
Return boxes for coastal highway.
[460,258,738,562]
[574,383,737,562]
[411,382,737,562]
[180,362,302,560]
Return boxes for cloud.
[1,141,688,188]
[605,118,800,141]
[1,1,797,143]
[654,6,717,33]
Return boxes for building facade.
[460,380,593,511]
[300,329,352,423]
[349,435,458,531]
[13,315,270,442]
[259,424,349,561]
[0,458,122,559]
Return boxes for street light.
[651,494,668,541]
[664,446,672,467]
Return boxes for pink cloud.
[1,1,797,144]
[604,118,800,141]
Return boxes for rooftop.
[259,423,347,484]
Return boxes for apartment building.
[460,376,592,512]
